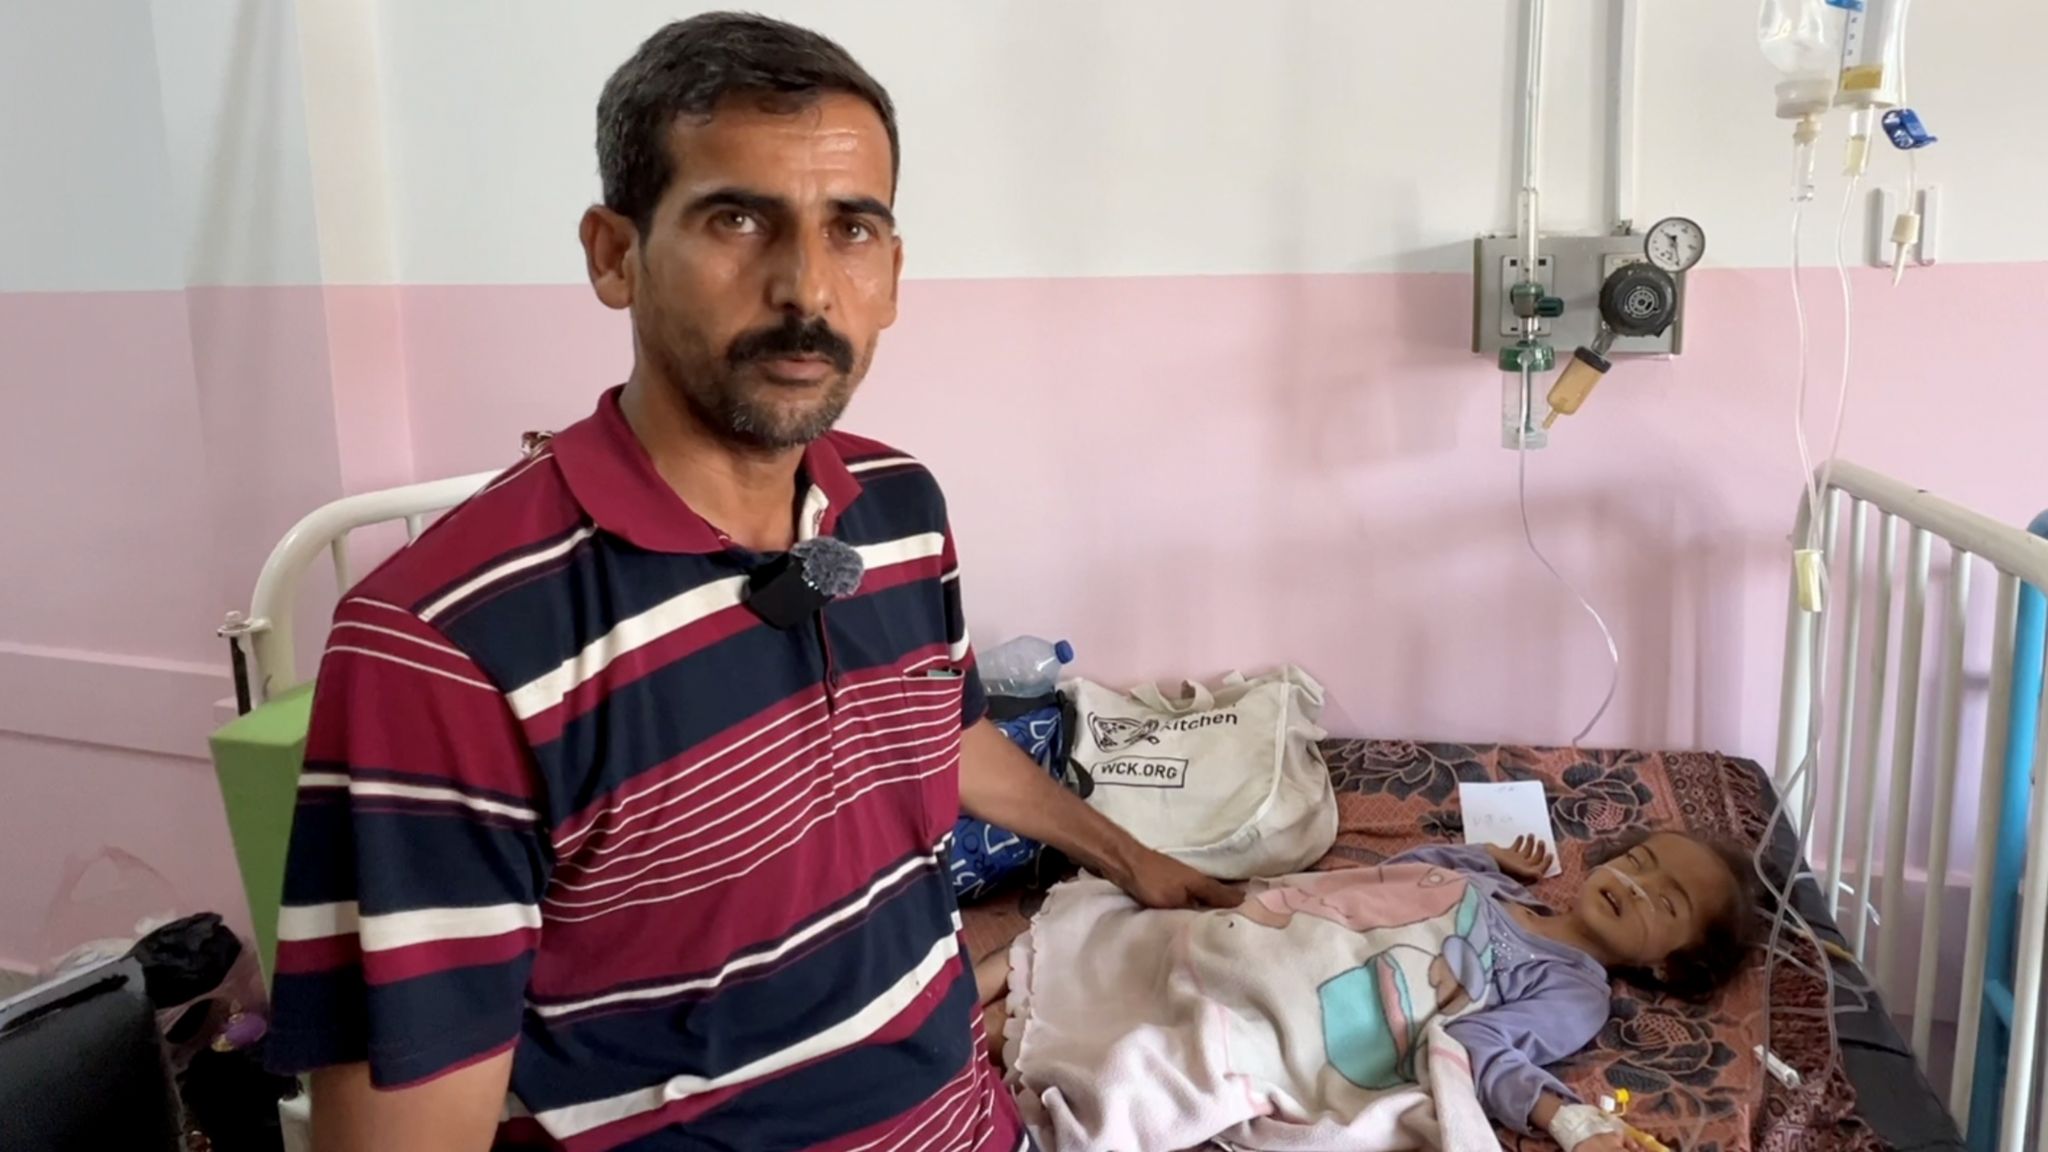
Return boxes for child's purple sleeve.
[1444,968,1611,1133]
[1388,843,1500,874]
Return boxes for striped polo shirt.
[268,386,1027,1151]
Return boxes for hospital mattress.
[959,739,1962,1151]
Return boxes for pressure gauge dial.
[1644,216,1706,273]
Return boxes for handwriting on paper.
[1458,780,1563,877]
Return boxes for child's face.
[1574,832,1738,971]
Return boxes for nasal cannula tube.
[1602,864,1651,905]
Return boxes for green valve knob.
[1535,296,1565,318]
[1496,342,1555,373]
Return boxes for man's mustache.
[727,315,856,375]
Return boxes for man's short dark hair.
[596,13,899,234]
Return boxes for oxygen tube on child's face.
[1599,862,1652,907]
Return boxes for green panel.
[208,683,314,979]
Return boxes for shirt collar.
[548,385,863,554]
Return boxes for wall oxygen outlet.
[1471,233,1688,358]
[1866,184,1940,268]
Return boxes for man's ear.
[581,206,637,311]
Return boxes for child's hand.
[1484,835,1554,882]
[1543,1101,1660,1151]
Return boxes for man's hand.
[1484,834,1554,883]
[958,720,1242,910]
[1101,844,1242,910]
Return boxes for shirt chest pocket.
[830,664,965,847]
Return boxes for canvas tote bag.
[1060,666,1336,879]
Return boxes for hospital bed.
[211,458,2048,1151]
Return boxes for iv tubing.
[1797,177,1861,562]
[1752,166,1870,1141]
[1900,0,1916,202]
[1824,176,1860,532]
[1895,0,1919,284]
[1515,391,1620,747]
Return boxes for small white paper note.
[1458,780,1563,877]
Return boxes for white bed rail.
[1773,460,2048,1152]
[221,470,497,708]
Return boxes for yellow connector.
[1600,1089,1672,1151]
[1794,548,1825,613]
[1623,1125,1675,1152]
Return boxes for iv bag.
[1758,0,1840,77]
[1759,0,1843,118]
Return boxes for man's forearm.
[310,1055,510,1152]
[957,720,1142,882]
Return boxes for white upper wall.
[375,0,2048,285]
[0,1,185,293]
[149,0,323,286]
[9,1,2043,293]
[0,0,326,292]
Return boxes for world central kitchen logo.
[1087,710,1242,752]
[1093,756,1190,789]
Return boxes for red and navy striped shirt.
[268,387,1027,1151]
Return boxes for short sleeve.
[940,523,988,729]
[266,598,552,1088]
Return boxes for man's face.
[627,92,901,450]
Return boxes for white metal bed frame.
[223,469,497,706]
[225,457,2048,1148]
[1773,461,2048,1152]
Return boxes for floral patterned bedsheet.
[960,741,1882,1152]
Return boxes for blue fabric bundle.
[949,699,1066,902]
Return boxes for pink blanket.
[1004,871,1504,1152]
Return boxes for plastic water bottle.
[979,636,1075,698]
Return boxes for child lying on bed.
[979,830,1758,1152]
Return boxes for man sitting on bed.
[262,14,1240,1152]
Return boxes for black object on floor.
[0,958,184,1152]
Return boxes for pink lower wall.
[402,264,2048,760]
[4,263,2044,972]
[0,733,246,970]
[0,286,366,967]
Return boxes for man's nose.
[765,228,833,316]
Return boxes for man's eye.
[713,211,760,234]
[837,220,874,243]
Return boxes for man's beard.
[643,311,867,451]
